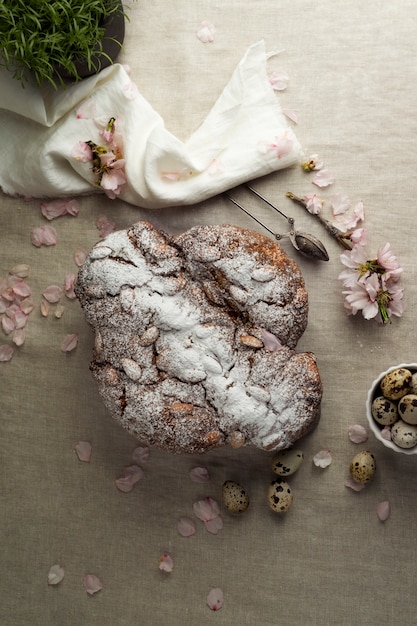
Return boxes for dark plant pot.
[56,1,125,82]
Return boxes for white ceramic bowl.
[366,363,417,455]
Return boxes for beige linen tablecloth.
[2,1,417,624]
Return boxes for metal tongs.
[225,184,329,262]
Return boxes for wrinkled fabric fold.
[0,41,301,208]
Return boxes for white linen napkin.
[0,41,301,209]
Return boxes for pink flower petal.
[1,315,15,335]
[31,225,57,247]
[348,424,368,444]
[115,465,144,493]
[60,333,79,352]
[76,98,97,119]
[9,264,30,279]
[312,169,335,188]
[0,344,14,361]
[207,587,224,611]
[64,273,77,300]
[84,574,103,595]
[131,446,150,464]
[42,285,63,304]
[282,108,298,124]
[12,281,31,298]
[193,497,220,522]
[331,194,351,215]
[313,449,332,468]
[158,553,174,572]
[96,215,116,239]
[260,329,284,351]
[345,477,366,492]
[177,517,196,537]
[73,247,87,267]
[381,426,392,441]
[189,467,210,483]
[376,500,390,522]
[40,300,50,318]
[71,141,93,162]
[75,441,92,462]
[268,70,289,91]
[12,328,26,346]
[40,198,80,220]
[47,564,65,586]
[196,20,216,43]
[122,80,139,100]
[205,515,223,534]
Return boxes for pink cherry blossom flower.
[75,441,92,462]
[115,465,144,492]
[207,588,224,611]
[196,20,216,43]
[268,135,294,159]
[30,225,57,247]
[42,285,63,304]
[304,194,323,215]
[268,70,289,91]
[377,242,403,281]
[302,153,323,171]
[40,198,80,220]
[177,517,196,537]
[84,574,103,595]
[342,273,380,320]
[376,500,390,522]
[158,553,174,572]
[350,228,368,245]
[0,344,14,361]
[71,141,93,162]
[313,449,332,468]
[61,333,79,352]
[312,169,335,188]
[47,564,65,586]
[348,424,368,444]
[189,467,210,483]
[100,159,127,199]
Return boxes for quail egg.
[222,480,250,514]
[349,450,376,484]
[398,394,417,425]
[266,479,293,513]
[271,449,303,477]
[371,396,398,426]
[391,420,417,449]
[380,368,412,401]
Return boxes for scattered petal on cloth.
[177,517,196,537]
[73,247,87,267]
[76,98,97,119]
[12,328,26,346]
[64,273,77,299]
[30,225,57,247]
[40,300,50,318]
[189,467,210,483]
[304,194,323,215]
[196,20,216,43]
[268,70,289,91]
[54,304,65,319]
[313,449,332,468]
[205,515,223,535]
[207,588,224,611]
[158,553,174,572]
[42,285,63,304]
[75,441,92,463]
[9,264,30,279]
[345,477,366,492]
[376,500,390,522]
[40,198,80,220]
[115,465,144,493]
[47,564,65,586]
[331,194,351,215]
[84,574,103,595]
[122,80,139,100]
[193,497,221,522]
[348,424,368,444]
[0,344,14,361]
[131,446,150,465]
[312,169,335,188]
[61,333,79,352]
[282,108,298,123]
[96,215,116,239]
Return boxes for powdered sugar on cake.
[75,221,322,454]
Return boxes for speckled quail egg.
[380,368,412,401]
[222,480,250,514]
[391,420,417,449]
[371,396,399,426]
[266,479,293,513]
[411,372,417,394]
[272,449,303,477]
[398,394,417,425]
[349,450,376,484]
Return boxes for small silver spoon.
[225,187,329,262]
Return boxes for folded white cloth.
[0,41,301,209]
